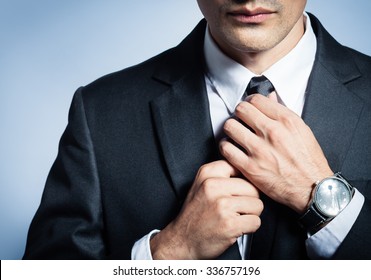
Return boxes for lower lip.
[228,13,273,24]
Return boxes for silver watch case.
[313,173,354,217]
[299,173,354,231]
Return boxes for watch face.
[315,178,352,217]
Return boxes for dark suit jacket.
[23,14,371,259]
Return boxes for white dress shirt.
[131,14,364,260]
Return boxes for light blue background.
[1,1,370,259]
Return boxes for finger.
[247,93,295,121]
[201,177,260,198]
[234,101,274,136]
[268,91,278,102]
[219,139,251,174]
[219,196,263,215]
[232,215,262,236]
[228,178,260,197]
[196,160,241,182]
[223,119,263,155]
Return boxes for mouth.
[227,8,275,24]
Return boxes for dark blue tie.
[244,75,275,98]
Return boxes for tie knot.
[244,75,275,98]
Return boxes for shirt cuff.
[306,188,365,259]
[131,230,160,260]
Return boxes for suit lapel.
[149,20,219,201]
[150,71,218,200]
[302,63,364,172]
[302,15,364,173]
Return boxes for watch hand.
[336,195,341,211]
[329,185,336,211]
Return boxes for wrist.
[295,169,334,214]
[150,223,192,260]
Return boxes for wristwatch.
[299,172,354,233]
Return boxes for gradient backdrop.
[1,0,370,259]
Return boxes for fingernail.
[245,95,253,102]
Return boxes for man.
[24,0,371,259]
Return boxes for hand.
[150,160,263,260]
[220,93,333,214]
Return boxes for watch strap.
[298,204,328,232]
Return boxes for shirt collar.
[204,13,317,115]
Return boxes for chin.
[226,32,276,53]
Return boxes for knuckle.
[265,123,280,137]
[227,237,237,246]
[281,114,298,129]
[278,109,303,128]
[215,197,229,212]
[265,125,284,144]
[198,164,213,178]
[221,217,235,232]
[201,178,216,197]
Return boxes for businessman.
[24,0,371,259]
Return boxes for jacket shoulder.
[310,13,371,103]
[83,48,176,96]
[78,19,207,103]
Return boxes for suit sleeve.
[23,88,107,259]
